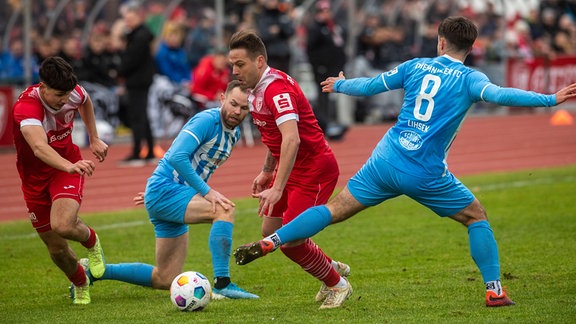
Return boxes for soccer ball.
[170,271,212,311]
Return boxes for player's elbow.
[285,135,300,151]
[30,142,50,160]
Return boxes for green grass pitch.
[1,166,575,323]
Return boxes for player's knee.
[452,199,488,226]
[214,204,235,223]
[469,200,488,221]
[50,222,75,238]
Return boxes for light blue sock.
[99,263,154,287]
[209,221,233,278]
[275,205,332,244]
[468,220,500,283]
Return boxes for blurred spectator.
[154,21,191,85]
[306,0,348,140]
[34,37,61,63]
[419,22,440,58]
[255,0,295,74]
[553,13,576,55]
[59,36,83,72]
[117,0,157,166]
[148,21,192,139]
[184,8,217,69]
[357,12,384,67]
[70,0,90,31]
[78,32,118,88]
[0,39,39,85]
[77,31,121,128]
[189,48,230,108]
[552,30,575,55]
[510,19,536,59]
[539,7,560,39]
[145,1,166,37]
[376,0,416,69]
[425,0,453,25]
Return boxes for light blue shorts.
[347,154,474,217]
[144,174,197,238]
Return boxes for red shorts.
[268,151,339,224]
[23,170,84,233]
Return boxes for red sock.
[280,238,340,287]
[81,227,97,249]
[67,263,87,287]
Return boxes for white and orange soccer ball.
[170,271,212,311]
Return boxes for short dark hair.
[39,56,78,92]
[225,79,247,94]
[438,16,478,54]
[229,30,268,61]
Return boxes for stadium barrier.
[506,55,576,98]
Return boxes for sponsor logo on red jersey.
[272,93,293,113]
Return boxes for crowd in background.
[1,0,575,132]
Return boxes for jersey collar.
[35,87,61,114]
[441,54,463,64]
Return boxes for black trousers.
[311,64,341,129]
[126,86,154,158]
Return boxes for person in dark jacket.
[78,33,118,88]
[306,0,348,141]
[117,1,156,166]
[255,0,295,74]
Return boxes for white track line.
[1,175,572,242]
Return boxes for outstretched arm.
[480,80,576,108]
[322,71,390,97]
[321,71,346,93]
[555,82,576,105]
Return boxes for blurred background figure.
[305,0,348,141]
[0,39,38,85]
[117,0,156,166]
[189,47,230,110]
[185,8,217,71]
[154,21,190,87]
[76,31,121,132]
[255,0,295,75]
[148,20,192,140]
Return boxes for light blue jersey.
[335,54,556,216]
[335,54,556,177]
[145,108,240,237]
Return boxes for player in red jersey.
[228,30,352,308]
[12,56,108,305]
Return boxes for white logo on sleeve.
[272,93,294,113]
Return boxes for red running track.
[1,111,575,222]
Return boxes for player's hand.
[133,192,145,206]
[555,82,576,104]
[251,171,273,195]
[321,71,345,93]
[90,138,109,162]
[68,159,96,176]
[204,189,235,213]
[252,187,282,217]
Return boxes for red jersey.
[12,84,87,183]
[248,67,330,168]
[190,55,230,101]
